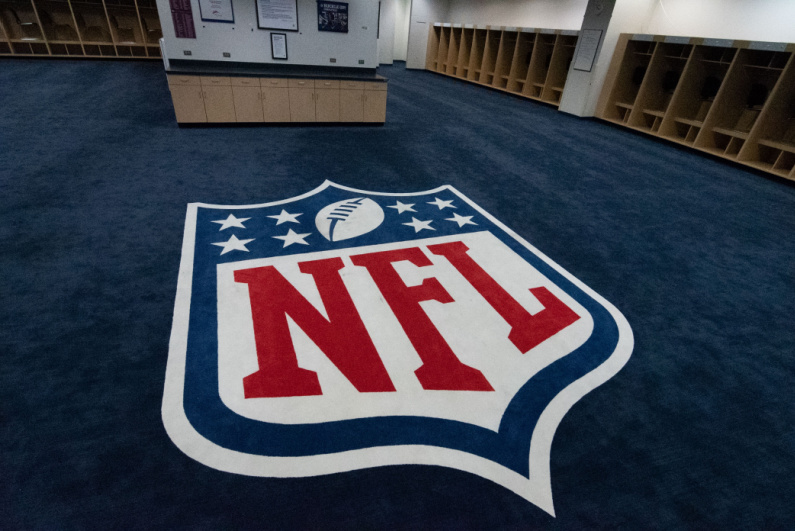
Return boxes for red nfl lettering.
[427,241,581,353]
[234,257,396,398]
[237,241,582,397]
[351,246,494,392]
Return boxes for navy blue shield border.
[163,181,634,515]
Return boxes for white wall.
[641,0,795,43]
[393,0,412,61]
[378,0,396,64]
[445,0,587,29]
[158,0,380,68]
[406,0,450,69]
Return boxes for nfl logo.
[163,182,633,515]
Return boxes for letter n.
[234,257,396,398]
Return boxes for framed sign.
[198,0,234,23]
[318,1,348,33]
[257,0,298,31]
[573,29,603,72]
[271,33,287,60]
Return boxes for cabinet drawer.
[231,77,259,87]
[364,81,388,91]
[168,75,201,86]
[260,78,289,88]
[289,78,314,88]
[201,76,232,86]
[315,79,340,89]
[340,80,365,90]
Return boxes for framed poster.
[573,29,603,72]
[198,0,234,23]
[257,0,298,31]
[271,33,287,60]
[318,1,348,33]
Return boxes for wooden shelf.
[0,0,162,59]
[597,33,795,182]
[674,117,704,127]
[643,109,666,118]
[712,126,750,140]
[426,24,578,109]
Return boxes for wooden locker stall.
[597,33,795,181]
[0,0,161,58]
[426,23,579,109]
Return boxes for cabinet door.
[202,85,236,122]
[363,89,387,123]
[289,87,316,122]
[340,89,364,122]
[316,88,340,122]
[262,87,291,122]
[169,85,207,123]
[232,86,264,122]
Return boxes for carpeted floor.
[1,58,793,529]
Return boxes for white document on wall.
[257,0,298,31]
[199,0,234,23]
[573,29,603,72]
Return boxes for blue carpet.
[1,58,793,529]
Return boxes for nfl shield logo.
[163,182,633,515]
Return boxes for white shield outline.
[163,181,634,516]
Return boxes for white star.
[212,214,251,231]
[402,217,435,233]
[267,209,302,225]
[445,213,477,227]
[212,234,255,255]
[387,200,416,214]
[427,197,456,210]
[273,228,311,247]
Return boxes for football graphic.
[315,197,385,242]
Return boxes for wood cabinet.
[201,76,235,123]
[232,78,264,123]
[597,34,795,181]
[426,24,579,109]
[288,79,316,122]
[167,76,206,123]
[0,0,161,59]
[315,79,340,122]
[261,78,291,122]
[168,74,387,125]
[340,80,365,122]
[364,82,387,122]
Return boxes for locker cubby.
[467,28,487,82]
[0,0,161,58]
[492,30,516,90]
[425,25,441,72]
[445,26,460,76]
[627,42,692,132]
[455,27,473,80]
[737,51,795,177]
[696,49,788,157]
[506,30,534,93]
[601,39,657,123]
[479,29,501,85]
[659,45,737,144]
[541,34,577,104]
[598,33,795,181]
[525,32,556,99]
